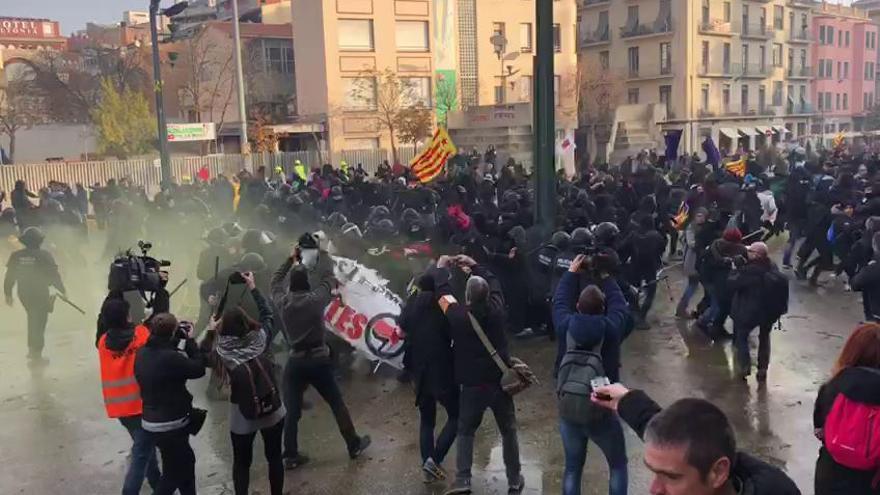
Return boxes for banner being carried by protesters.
[323,256,406,369]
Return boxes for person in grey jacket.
[271,247,370,470]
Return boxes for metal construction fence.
[0,147,417,195]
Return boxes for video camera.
[109,241,171,293]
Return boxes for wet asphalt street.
[0,237,861,495]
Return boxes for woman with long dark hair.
[201,272,285,495]
[814,323,880,495]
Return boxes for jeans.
[150,428,196,495]
[734,323,773,375]
[559,417,628,495]
[418,389,459,464]
[282,357,359,458]
[782,222,804,266]
[231,419,284,495]
[455,384,521,484]
[119,415,160,495]
[676,276,700,315]
[639,282,657,320]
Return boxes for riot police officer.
[4,227,66,364]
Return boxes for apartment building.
[855,0,880,97]
[578,0,814,161]
[813,2,878,137]
[291,0,435,155]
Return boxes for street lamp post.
[231,0,250,155]
[533,0,555,234]
[148,0,188,185]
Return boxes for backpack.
[556,332,608,426]
[824,379,880,484]
[229,355,282,420]
[763,268,789,322]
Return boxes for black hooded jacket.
[400,278,455,402]
[618,390,801,495]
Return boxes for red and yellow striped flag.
[411,128,457,184]
[672,201,689,231]
[724,157,746,178]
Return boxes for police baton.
[52,292,86,315]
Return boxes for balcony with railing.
[736,63,774,78]
[581,25,610,47]
[786,65,813,79]
[741,22,774,40]
[620,17,673,39]
[626,65,675,81]
[698,61,733,77]
[699,19,738,36]
[789,29,812,43]
[581,0,610,8]
[786,100,815,114]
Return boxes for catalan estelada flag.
[724,157,746,178]
[832,133,845,150]
[411,128,457,183]
[672,201,689,231]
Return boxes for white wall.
[0,124,97,163]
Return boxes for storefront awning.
[755,126,772,135]
[738,127,757,136]
[719,127,738,139]
[772,125,789,134]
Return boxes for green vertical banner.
[435,70,458,128]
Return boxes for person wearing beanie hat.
[696,226,747,339]
[270,246,371,469]
[5,226,66,364]
[728,240,783,382]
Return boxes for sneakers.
[283,454,310,470]
[348,435,371,459]
[508,474,525,494]
[513,328,536,339]
[444,478,472,495]
[422,458,447,484]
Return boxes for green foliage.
[91,79,155,159]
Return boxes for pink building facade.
[811,5,878,135]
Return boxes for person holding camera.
[200,271,285,495]
[271,243,371,469]
[96,272,170,495]
[135,314,208,495]
[434,254,525,495]
[4,227,66,365]
[590,383,800,495]
[553,253,631,495]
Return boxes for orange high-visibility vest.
[98,325,150,418]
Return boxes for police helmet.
[18,227,45,248]
[239,252,267,272]
[570,227,594,248]
[326,212,349,229]
[550,231,571,250]
[593,222,620,247]
[341,222,363,239]
[204,227,226,246]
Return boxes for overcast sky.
[4,0,159,35]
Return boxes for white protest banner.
[323,256,406,369]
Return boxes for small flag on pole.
[724,157,746,178]
[411,128,457,183]
[672,201,690,231]
[832,133,845,149]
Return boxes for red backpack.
[824,389,880,484]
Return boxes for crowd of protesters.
[3,139,880,494]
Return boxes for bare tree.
[396,104,433,146]
[350,68,423,163]
[27,47,150,124]
[0,76,42,163]
[575,61,624,129]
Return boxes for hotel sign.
[0,18,56,38]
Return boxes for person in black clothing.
[270,249,370,469]
[728,242,779,382]
[618,215,666,329]
[591,383,801,495]
[400,273,458,484]
[813,323,880,495]
[850,232,880,322]
[4,227,66,364]
[435,255,524,495]
[135,313,207,495]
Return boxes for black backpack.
[229,355,282,420]
[763,268,790,322]
[556,333,609,426]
